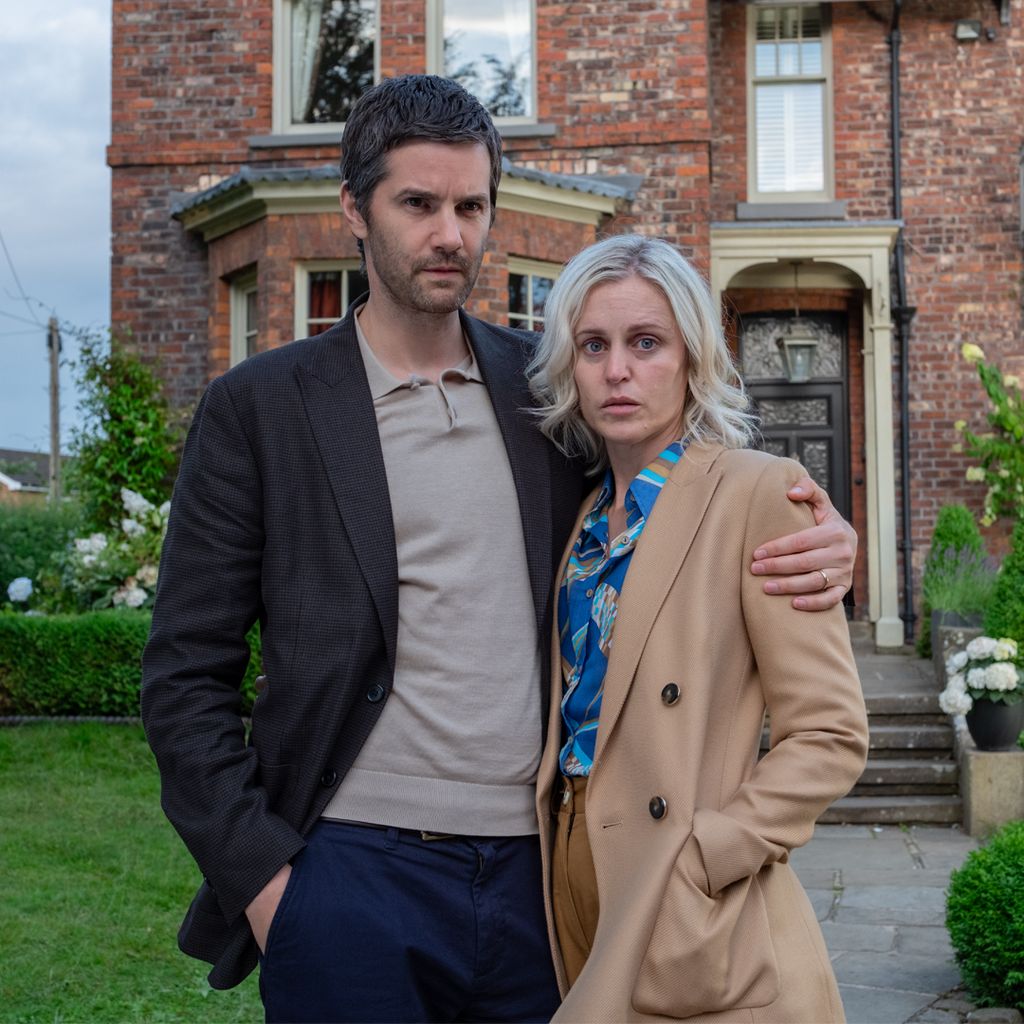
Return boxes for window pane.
[755,42,776,77]
[531,275,553,319]
[777,41,799,76]
[444,0,533,118]
[245,290,258,333]
[309,271,342,322]
[291,0,375,124]
[800,7,822,38]
[801,40,822,75]
[756,8,778,40]
[756,82,824,193]
[779,6,801,40]
[508,273,527,314]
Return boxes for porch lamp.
[775,261,819,383]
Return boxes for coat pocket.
[631,835,780,1018]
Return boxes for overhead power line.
[0,226,45,327]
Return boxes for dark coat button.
[320,769,338,788]
[661,683,680,705]
[649,796,668,819]
[366,684,386,703]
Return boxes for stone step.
[855,758,959,787]
[867,723,954,752]
[863,691,942,716]
[820,795,962,825]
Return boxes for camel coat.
[535,442,869,1023]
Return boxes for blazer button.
[661,683,680,706]
[320,768,338,788]
[366,683,386,703]
[649,796,668,820]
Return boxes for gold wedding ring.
[816,569,830,591]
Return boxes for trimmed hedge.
[0,611,262,717]
[946,819,1024,1010]
[0,502,81,591]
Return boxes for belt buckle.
[419,830,457,842]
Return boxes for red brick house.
[108,0,1024,647]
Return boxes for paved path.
[792,823,978,1023]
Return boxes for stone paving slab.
[832,952,962,997]
[820,921,898,952]
[896,926,955,958]
[834,885,949,927]
[839,985,938,1024]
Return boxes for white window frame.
[230,270,259,367]
[272,0,381,136]
[746,4,834,204]
[294,260,367,338]
[425,0,538,126]
[507,257,561,332]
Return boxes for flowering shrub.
[56,487,169,611]
[3,575,39,614]
[939,635,1022,715]
[955,342,1024,527]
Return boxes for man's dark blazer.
[140,302,587,989]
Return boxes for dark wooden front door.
[738,312,851,523]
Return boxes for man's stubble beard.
[363,228,485,316]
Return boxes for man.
[142,75,857,1023]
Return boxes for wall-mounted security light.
[954,19,982,40]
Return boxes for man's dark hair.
[340,75,503,220]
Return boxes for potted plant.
[940,636,1023,750]
[917,504,992,662]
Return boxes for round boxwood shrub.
[946,819,1024,1010]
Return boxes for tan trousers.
[552,775,600,987]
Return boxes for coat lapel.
[592,442,725,765]
[295,309,399,673]
[462,313,554,638]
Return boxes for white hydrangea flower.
[980,662,1019,692]
[121,488,154,517]
[965,467,987,482]
[121,518,145,538]
[966,636,998,659]
[88,533,108,554]
[82,554,96,568]
[137,564,158,588]
[159,501,171,518]
[993,638,1018,661]
[113,585,147,608]
[75,538,92,554]
[939,686,973,716]
[945,651,969,674]
[7,577,32,602]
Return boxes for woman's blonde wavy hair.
[526,234,756,469]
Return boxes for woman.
[527,235,869,1023]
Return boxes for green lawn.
[0,724,261,1023]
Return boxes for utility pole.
[47,316,61,502]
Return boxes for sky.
[0,0,111,454]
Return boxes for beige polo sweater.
[322,314,542,835]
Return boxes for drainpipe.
[889,0,917,645]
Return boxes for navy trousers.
[258,821,562,1024]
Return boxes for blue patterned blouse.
[558,439,689,776]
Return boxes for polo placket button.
[649,796,668,819]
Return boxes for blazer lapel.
[295,309,399,673]
[463,313,554,638]
[592,442,725,765]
